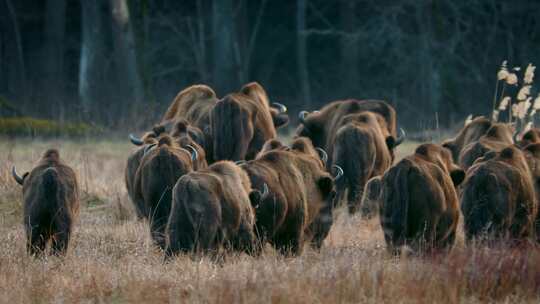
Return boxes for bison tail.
[211,97,252,161]
[380,161,413,249]
[333,126,376,214]
[41,167,60,203]
[461,172,501,241]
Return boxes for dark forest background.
[1,0,539,132]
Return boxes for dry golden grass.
[0,137,539,303]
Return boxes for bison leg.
[272,210,305,256]
[232,221,259,256]
[27,225,49,256]
[51,214,72,256]
[346,182,363,214]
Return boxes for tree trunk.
[110,0,144,120]
[297,0,311,107]
[340,0,359,96]
[42,0,67,120]
[212,0,237,94]
[1,0,28,108]
[79,0,109,120]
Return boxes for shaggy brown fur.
[461,146,537,243]
[240,138,337,255]
[133,135,199,249]
[162,84,218,127]
[377,144,464,254]
[126,121,207,218]
[13,149,79,256]
[521,143,540,243]
[296,99,402,164]
[165,161,257,255]
[331,112,393,214]
[210,93,277,161]
[459,123,514,170]
[239,82,289,128]
[442,116,493,163]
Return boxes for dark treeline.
[1,0,539,130]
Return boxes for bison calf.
[165,161,258,256]
[12,149,79,256]
[375,144,464,254]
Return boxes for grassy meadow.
[0,137,539,303]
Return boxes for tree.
[79,0,109,119]
[297,0,311,107]
[212,0,237,94]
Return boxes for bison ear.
[450,169,465,186]
[249,190,262,209]
[385,136,396,150]
[317,176,334,197]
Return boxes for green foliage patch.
[0,117,103,138]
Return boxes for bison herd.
[11,83,540,257]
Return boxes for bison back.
[211,98,253,161]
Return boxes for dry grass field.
[0,137,539,303]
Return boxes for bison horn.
[395,128,406,146]
[272,102,287,113]
[316,148,328,164]
[143,143,157,155]
[332,165,344,180]
[261,183,269,199]
[186,145,198,161]
[298,111,309,124]
[235,160,247,166]
[12,166,25,185]
[129,134,144,146]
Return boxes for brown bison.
[331,111,393,214]
[126,121,206,218]
[240,137,341,255]
[12,149,79,256]
[133,135,204,249]
[459,123,514,170]
[296,99,405,159]
[442,116,493,163]
[161,84,218,130]
[239,82,289,129]
[461,146,537,243]
[210,93,277,161]
[371,144,464,254]
[129,85,217,160]
[520,143,540,243]
[165,161,258,255]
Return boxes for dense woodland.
[1,0,540,130]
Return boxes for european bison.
[240,137,341,255]
[374,144,464,254]
[210,93,277,161]
[126,121,206,218]
[519,143,540,243]
[133,135,203,249]
[296,99,405,159]
[459,123,514,170]
[461,146,537,243]
[331,111,393,214]
[165,161,258,256]
[441,116,493,163]
[239,82,289,129]
[12,149,79,256]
